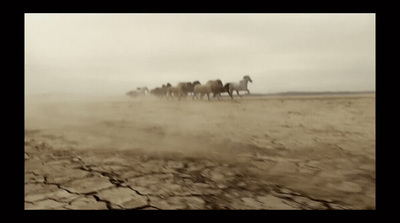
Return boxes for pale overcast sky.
[25,13,375,95]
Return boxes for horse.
[227,75,252,99]
[206,79,233,99]
[206,79,225,100]
[126,87,149,97]
[137,87,149,95]
[167,83,187,100]
[184,81,200,96]
[126,90,138,97]
[193,82,211,100]
[152,83,172,98]
[150,87,162,96]
[194,79,231,100]
[223,83,232,97]
[194,80,226,100]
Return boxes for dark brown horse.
[207,79,231,99]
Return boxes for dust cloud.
[25,93,257,160]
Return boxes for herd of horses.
[126,75,253,100]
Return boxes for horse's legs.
[206,93,210,100]
[213,92,220,99]
[216,92,221,100]
[247,89,250,95]
[236,90,242,98]
[229,90,234,99]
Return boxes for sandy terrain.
[24,93,375,210]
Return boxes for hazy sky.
[25,13,375,95]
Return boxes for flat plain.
[24,93,375,209]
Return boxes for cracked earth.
[25,94,375,210]
[24,136,371,210]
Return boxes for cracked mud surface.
[25,138,354,210]
[24,138,374,210]
[25,94,375,209]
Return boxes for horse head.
[193,80,201,86]
[243,75,253,83]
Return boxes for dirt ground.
[24,93,375,209]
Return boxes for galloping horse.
[166,83,187,100]
[207,79,225,100]
[227,75,253,99]
[150,83,171,97]
[137,87,149,95]
[185,81,201,96]
[126,87,149,97]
